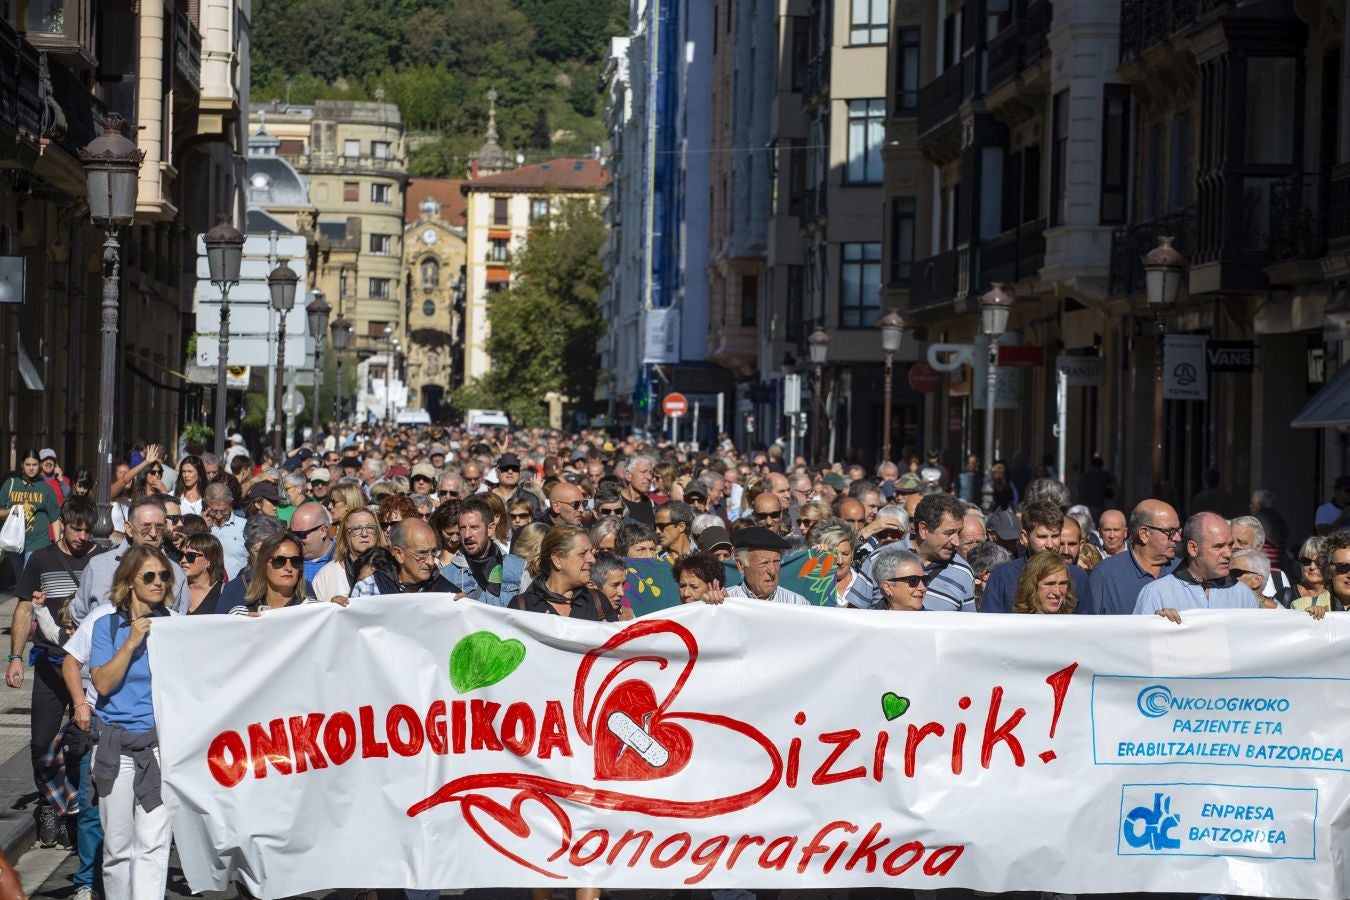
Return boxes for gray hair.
[362,458,386,478]
[878,504,910,533]
[812,517,858,551]
[589,516,624,548]
[282,471,308,491]
[1024,478,1070,510]
[967,541,1011,577]
[631,450,659,469]
[260,466,282,483]
[590,553,628,589]
[1232,548,1270,579]
[204,482,233,504]
[691,513,724,537]
[243,514,288,549]
[1298,536,1325,567]
[201,452,220,467]
[871,546,925,583]
[409,492,434,512]
[659,501,694,531]
[1230,515,1266,547]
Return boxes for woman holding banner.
[673,552,729,604]
[1013,550,1078,615]
[87,545,176,900]
[312,508,385,603]
[512,526,616,622]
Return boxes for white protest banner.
[150,600,1350,899]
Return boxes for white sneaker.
[73,887,98,900]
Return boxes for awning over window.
[1292,363,1350,428]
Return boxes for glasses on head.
[596,506,624,518]
[885,575,925,589]
[1332,562,1350,577]
[1142,524,1182,541]
[291,525,325,541]
[268,555,304,571]
[139,569,172,585]
[182,551,203,564]
[755,510,782,521]
[346,524,378,536]
[1300,557,1318,566]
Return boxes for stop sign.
[662,392,689,417]
[908,362,942,394]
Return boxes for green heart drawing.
[449,631,527,694]
[881,692,910,721]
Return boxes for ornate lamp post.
[203,214,244,458]
[78,114,144,542]
[979,283,1014,512]
[1144,235,1185,496]
[306,290,331,438]
[807,326,830,465]
[330,314,353,426]
[268,259,299,459]
[877,309,906,464]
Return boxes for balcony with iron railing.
[910,249,964,312]
[802,54,830,106]
[917,63,963,140]
[300,152,407,176]
[986,2,1053,93]
[1108,209,1197,296]
[173,5,201,93]
[1267,173,1326,263]
[982,218,1047,287]
[1120,0,1236,63]
[0,20,42,142]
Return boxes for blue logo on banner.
[1122,793,1182,851]
[1137,685,1173,718]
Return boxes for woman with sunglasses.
[324,482,365,524]
[1315,530,1350,612]
[180,533,226,615]
[174,455,207,516]
[1292,536,1327,610]
[87,545,177,899]
[868,546,929,612]
[312,509,386,603]
[507,497,535,536]
[226,533,320,616]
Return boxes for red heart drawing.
[459,789,572,879]
[593,679,694,782]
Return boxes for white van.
[396,409,432,426]
[466,409,511,431]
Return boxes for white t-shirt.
[64,603,117,705]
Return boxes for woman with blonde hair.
[312,508,386,603]
[482,491,511,545]
[510,526,615,624]
[324,482,365,523]
[510,522,549,572]
[1013,550,1077,615]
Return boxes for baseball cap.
[894,473,923,494]
[38,448,56,461]
[245,481,282,505]
[411,462,437,482]
[987,509,1021,541]
[697,525,733,553]
[823,472,849,491]
[309,467,331,483]
[497,453,521,469]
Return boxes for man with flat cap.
[725,526,810,604]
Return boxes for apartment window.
[790,16,810,91]
[786,266,804,340]
[893,27,920,114]
[1100,85,1129,225]
[343,182,359,202]
[422,299,436,317]
[368,320,390,338]
[1146,123,1164,220]
[889,197,916,284]
[372,140,390,160]
[942,13,961,70]
[740,274,758,327]
[1169,113,1190,210]
[1050,90,1068,226]
[339,271,351,298]
[492,197,509,226]
[370,234,391,255]
[420,258,439,289]
[343,139,360,159]
[529,198,550,223]
[1245,57,1296,165]
[985,0,1011,39]
[371,183,391,204]
[490,238,510,262]
[369,278,391,299]
[850,0,887,44]
[787,141,806,215]
[840,242,881,328]
[846,99,885,184]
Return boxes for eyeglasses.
[655,520,678,530]
[182,551,203,564]
[139,569,172,584]
[138,522,166,533]
[1300,557,1318,566]
[268,555,304,570]
[291,525,326,541]
[798,518,818,528]
[596,506,624,518]
[755,510,782,521]
[1332,562,1350,577]
[148,468,163,477]
[402,547,436,562]
[555,500,585,510]
[885,575,926,588]
[1142,524,1182,541]
[346,524,378,536]
[165,514,182,525]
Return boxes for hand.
[453,593,471,602]
[1154,608,1183,624]
[145,444,164,464]
[330,595,350,607]
[1307,604,1328,621]
[126,616,152,647]
[28,590,44,608]
[72,702,90,732]
[4,660,22,689]
[701,580,727,606]
[862,514,904,539]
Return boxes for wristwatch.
[7,655,21,662]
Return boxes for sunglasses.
[182,551,204,564]
[556,500,585,510]
[440,490,461,499]
[1300,557,1318,566]
[165,514,182,525]
[510,512,533,521]
[310,480,328,488]
[755,511,782,521]
[269,555,303,570]
[655,520,678,530]
[1230,568,1258,579]
[148,468,163,477]
[596,507,624,517]
[139,569,172,584]
[346,524,378,536]
[798,518,819,528]
[1333,562,1350,577]
[291,525,325,541]
[885,575,925,588]
[498,466,520,473]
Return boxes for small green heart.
[450,631,527,694]
[881,692,910,721]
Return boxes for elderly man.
[359,457,385,498]
[437,472,464,506]
[872,547,929,611]
[68,496,189,624]
[350,519,455,598]
[894,473,924,519]
[1231,515,1293,603]
[725,527,810,604]
[1089,500,1181,614]
[980,500,1095,614]
[751,491,789,537]
[547,481,587,527]
[461,461,484,495]
[621,451,658,527]
[491,453,540,516]
[959,509,986,558]
[1231,548,1277,608]
[439,497,525,606]
[308,467,331,503]
[1098,509,1128,556]
[837,497,866,531]
[849,482,885,525]
[203,482,248,576]
[654,501,695,559]
[290,502,336,583]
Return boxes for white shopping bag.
[0,505,25,554]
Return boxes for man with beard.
[438,496,526,605]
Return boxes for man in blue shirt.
[980,500,1095,614]
[1089,499,1181,614]
[1134,512,1260,617]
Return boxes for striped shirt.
[920,553,976,612]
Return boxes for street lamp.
[979,283,1014,513]
[807,326,830,465]
[268,258,299,459]
[877,309,906,464]
[203,214,245,458]
[78,114,144,542]
[306,290,331,439]
[330,314,353,426]
[1144,235,1185,496]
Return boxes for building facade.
[402,181,468,419]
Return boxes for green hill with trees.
[251,0,626,177]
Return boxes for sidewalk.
[0,591,39,863]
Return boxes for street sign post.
[662,392,687,446]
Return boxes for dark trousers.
[30,656,71,803]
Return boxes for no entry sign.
[662,392,689,417]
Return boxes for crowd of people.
[0,425,1344,900]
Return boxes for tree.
[450,200,607,427]
[530,107,552,149]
